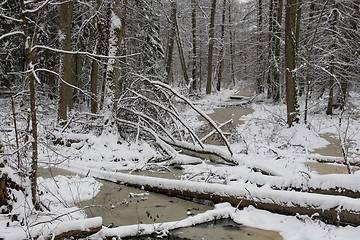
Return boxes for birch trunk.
[102,0,123,136]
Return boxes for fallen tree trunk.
[36,217,102,240]
[67,166,360,226]
[229,96,251,100]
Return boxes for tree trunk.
[304,2,327,123]
[206,0,217,94]
[79,168,360,226]
[256,0,264,94]
[90,58,98,114]
[216,0,226,91]
[267,0,275,98]
[118,0,127,94]
[165,1,176,84]
[96,0,111,111]
[285,0,299,126]
[174,9,190,87]
[73,51,83,104]
[228,0,236,86]
[326,1,338,115]
[29,52,38,209]
[20,0,39,209]
[273,0,283,102]
[294,0,303,96]
[102,0,123,136]
[191,0,197,91]
[58,0,74,121]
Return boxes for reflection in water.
[80,179,212,227]
[171,219,282,240]
[38,167,283,239]
[38,167,212,227]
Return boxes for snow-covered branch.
[32,45,140,59]
[0,31,25,41]
[22,0,52,14]
[140,76,234,156]
[127,89,204,148]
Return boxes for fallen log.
[67,166,360,226]
[36,217,102,240]
[229,96,251,100]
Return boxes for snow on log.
[92,203,234,239]
[67,166,360,226]
[39,217,102,240]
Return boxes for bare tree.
[58,0,74,121]
[206,0,217,94]
[285,0,300,126]
[216,0,227,91]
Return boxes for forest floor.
[1,84,360,239]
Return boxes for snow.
[1,84,360,239]
[90,203,360,240]
[38,174,102,205]
[0,167,102,239]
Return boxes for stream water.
[38,87,356,239]
[36,88,285,239]
[309,133,360,174]
[38,167,282,240]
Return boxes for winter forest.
[0,0,360,239]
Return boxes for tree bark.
[267,0,275,98]
[58,0,74,121]
[326,1,338,115]
[273,0,283,102]
[174,7,190,87]
[165,1,176,84]
[285,0,299,126]
[216,0,226,91]
[256,0,264,94]
[90,58,98,114]
[191,0,197,91]
[118,0,128,93]
[102,0,123,136]
[228,0,236,86]
[20,0,39,209]
[206,0,217,94]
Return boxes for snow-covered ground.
[1,85,360,239]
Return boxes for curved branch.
[128,89,204,149]
[145,77,234,156]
